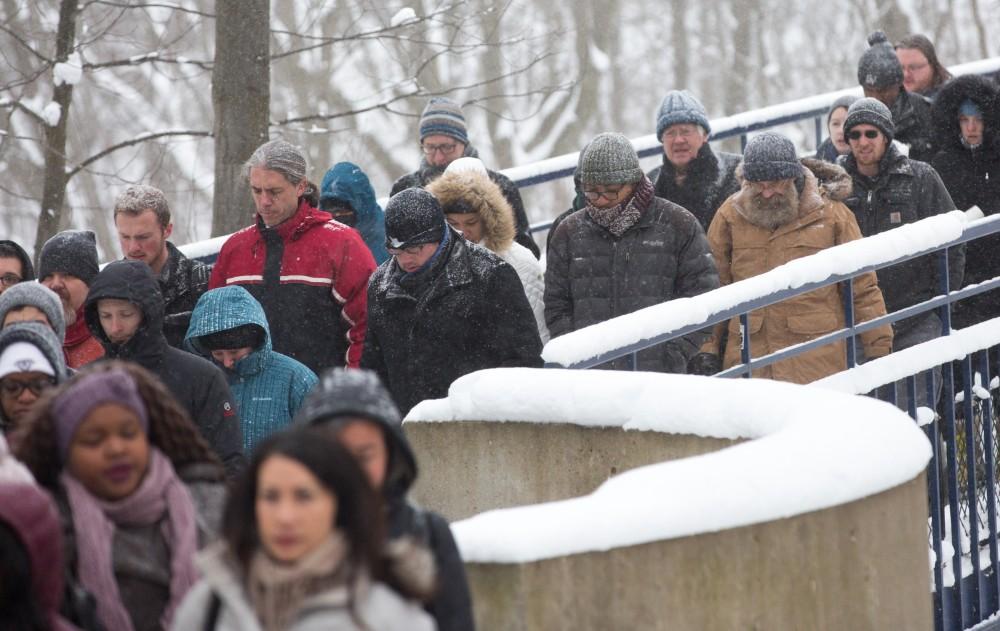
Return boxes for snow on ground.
[406,368,931,564]
[543,210,980,368]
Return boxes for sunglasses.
[0,376,56,398]
[847,130,881,140]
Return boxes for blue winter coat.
[320,162,390,264]
[185,286,318,453]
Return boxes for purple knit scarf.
[61,448,199,631]
[586,175,655,237]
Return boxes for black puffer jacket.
[840,144,963,336]
[646,144,741,232]
[891,89,936,163]
[544,192,721,372]
[84,260,245,477]
[362,229,542,415]
[930,75,1000,329]
[390,144,540,257]
[293,368,475,631]
[157,241,210,349]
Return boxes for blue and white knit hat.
[419,97,469,145]
[655,90,711,139]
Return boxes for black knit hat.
[857,30,903,89]
[578,132,643,186]
[38,230,99,286]
[384,188,446,250]
[843,97,895,141]
[198,324,264,351]
[741,132,802,182]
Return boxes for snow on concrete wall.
[406,367,931,563]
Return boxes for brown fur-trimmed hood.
[426,169,516,252]
[734,158,852,202]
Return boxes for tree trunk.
[671,0,689,89]
[32,0,78,263]
[212,0,270,237]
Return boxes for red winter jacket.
[209,200,376,372]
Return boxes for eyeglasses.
[0,273,21,288]
[847,129,881,140]
[583,185,628,202]
[421,142,460,156]
[0,376,56,398]
[902,63,928,73]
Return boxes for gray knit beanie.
[843,97,895,141]
[857,31,904,89]
[0,282,66,342]
[37,230,99,286]
[741,132,802,182]
[578,133,643,186]
[827,94,860,124]
[655,90,711,139]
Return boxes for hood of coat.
[84,259,167,364]
[320,162,384,232]
[0,240,35,282]
[426,168,516,252]
[931,74,999,152]
[0,483,65,614]
[185,285,271,376]
[732,158,851,229]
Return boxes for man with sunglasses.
[362,188,542,414]
[840,97,962,407]
[0,322,67,434]
[545,132,720,373]
[389,97,540,258]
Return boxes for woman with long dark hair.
[13,360,226,631]
[171,428,435,630]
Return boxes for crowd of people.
[0,29,996,630]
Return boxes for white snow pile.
[53,51,83,87]
[42,102,62,127]
[406,368,931,564]
[814,315,1000,395]
[543,210,974,368]
[390,7,418,27]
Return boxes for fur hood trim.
[734,158,852,202]
[931,74,999,150]
[425,169,516,251]
[384,536,438,602]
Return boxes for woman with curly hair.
[13,360,226,631]
[171,427,436,631]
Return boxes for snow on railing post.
[942,357,964,629]
[959,355,981,623]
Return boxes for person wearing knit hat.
[0,322,67,433]
[648,91,741,232]
[0,240,34,296]
[389,96,541,258]
[840,89,961,411]
[185,286,318,453]
[740,131,804,184]
[544,132,720,374]
[815,94,861,163]
[12,361,227,631]
[363,189,542,415]
[38,230,105,369]
[857,30,936,162]
[0,281,66,341]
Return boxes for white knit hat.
[0,342,55,380]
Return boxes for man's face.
[335,419,389,491]
[41,272,88,325]
[661,123,708,169]
[249,167,307,228]
[390,242,439,273]
[116,210,172,273]
[897,48,933,94]
[960,115,985,147]
[863,84,901,108]
[582,182,636,210]
[2,306,51,329]
[746,179,799,230]
[0,371,56,429]
[96,298,143,345]
[847,124,888,170]
[0,257,23,295]
[421,134,465,168]
[211,347,254,371]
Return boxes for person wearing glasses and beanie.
[544,132,720,372]
[0,322,67,434]
[389,96,540,258]
[362,187,542,415]
[840,97,962,407]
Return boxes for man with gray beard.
[688,132,893,383]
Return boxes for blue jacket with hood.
[320,162,390,264]
[185,286,318,453]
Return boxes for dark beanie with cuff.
[843,97,896,141]
[857,30,904,89]
[384,188,447,250]
[419,97,469,146]
[741,132,802,182]
[37,230,99,286]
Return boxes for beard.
[745,184,799,230]
[51,288,76,325]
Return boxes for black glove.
[687,352,722,376]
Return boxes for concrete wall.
[405,420,932,630]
